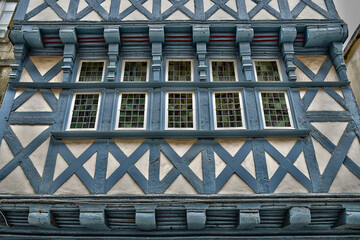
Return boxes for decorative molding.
[107,43,119,81]
[236,25,253,81]
[280,27,297,81]
[79,205,108,229]
[135,205,157,230]
[193,25,209,81]
[238,209,260,229]
[0,195,360,236]
[329,42,347,81]
[28,205,56,228]
[283,207,311,229]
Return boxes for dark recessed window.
[117,93,147,129]
[78,61,105,82]
[260,92,292,128]
[122,61,148,82]
[69,93,100,129]
[255,60,282,82]
[167,92,195,129]
[214,92,244,129]
[167,60,193,82]
[211,60,237,82]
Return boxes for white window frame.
[75,59,107,82]
[209,59,239,82]
[67,92,102,131]
[115,92,148,130]
[212,91,246,130]
[253,59,284,82]
[165,91,196,130]
[120,59,150,82]
[165,59,194,82]
[258,91,294,129]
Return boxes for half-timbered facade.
[0,0,359,238]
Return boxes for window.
[210,60,238,82]
[121,60,149,82]
[116,93,147,130]
[213,92,245,129]
[68,93,100,130]
[76,60,106,82]
[166,92,196,130]
[0,0,17,38]
[166,59,193,82]
[254,59,282,82]
[259,91,293,128]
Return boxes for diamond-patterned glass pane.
[167,61,192,81]
[70,94,99,129]
[214,92,243,128]
[212,61,236,81]
[123,62,148,82]
[255,61,281,82]
[78,61,104,82]
[261,92,291,127]
[118,93,146,128]
[168,93,194,128]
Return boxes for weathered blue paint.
[8,81,351,89]
[283,207,311,229]
[28,205,56,228]
[2,3,360,238]
[16,0,342,22]
[135,205,157,230]
[8,112,56,125]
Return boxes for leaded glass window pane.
[255,61,281,82]
[118,93,146,128]
[212,61,236,81]
[261,92,291,127]
[214,92,243,128]
[70,94,99,129]
[78,61,104,82]
[167,61,192,81]
[123,62,148,82]
[167,93,194,128]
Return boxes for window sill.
[51,129,310,140]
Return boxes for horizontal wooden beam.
[9,81,350,90]
[51,130,310,140]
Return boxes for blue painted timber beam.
[280,26,297,81]
[238,209,260,229]
[335,209,360,229]
[104,26,121,81]
[329,42,347,81]
[149,25,164,82]
[59,27,77,44]
[305,26,345,47]
[193,25,209,81]
[135,205,157,231]
[186,204,207,230]
[28,205,57,228]
[79,205,108,229]
[22,26,43,49]
[8,81,350,89]
[51,129,310,139]
[236,25,253,81]
[283,207,311,229]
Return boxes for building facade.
[0,0,17,106]
[0,0,360,238]
[345,24,360,107]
